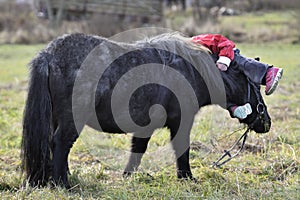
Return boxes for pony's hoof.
[123,171,132,178]
[50,178,70,189]
[190,177,199,183]
[177,171,198,183]
[178,176,199,183]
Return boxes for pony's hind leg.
[51,121,78,188]
[123,136,151,176]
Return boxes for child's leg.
[232,50,268,84]
[233,49,283,95]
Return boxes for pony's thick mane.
[136,32,210,53]
[133,32,213,71]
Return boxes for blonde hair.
[171,32,211,53]
[139,32,211,54]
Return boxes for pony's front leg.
[52,124,78,188]
[123,136,151,176]
[169,119,195,180]
[175,148,194,180]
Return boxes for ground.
[0,11,299,200]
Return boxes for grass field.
[0,41,299,199]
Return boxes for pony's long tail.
[21,52,53,186]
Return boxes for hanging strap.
[212,127,250,168]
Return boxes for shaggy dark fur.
[21,33,271,188]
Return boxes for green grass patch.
[222,11,297,30]
[220,10,299,42]
[0,44,44,85]
[168,9,299,43]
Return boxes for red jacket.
[192,34,235,66]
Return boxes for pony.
[21,33,271,188]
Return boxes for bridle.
[246,78,267,130]
[212,78,268,168]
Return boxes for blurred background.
[0,0,299,44]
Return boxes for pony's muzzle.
[253,118,271,133]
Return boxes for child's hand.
[216,62,228,71]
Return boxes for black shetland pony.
[21,33,271,188]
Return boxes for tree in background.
[44,0,65,28]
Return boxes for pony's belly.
[86,118,125,133]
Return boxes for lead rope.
[212,127,251,168]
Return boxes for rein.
[212,79,266,168]
[247,78,266,130]
[212,127,250,168]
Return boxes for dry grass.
[0,1,299,44]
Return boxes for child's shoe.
[265,67,283,95]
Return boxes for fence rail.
[50,0,162,17]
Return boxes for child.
[191,34,283,119]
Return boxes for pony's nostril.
[265,124,269,132]
[264,120,271,132]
